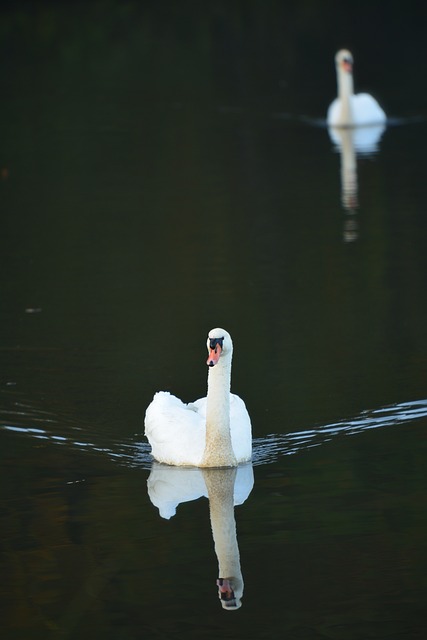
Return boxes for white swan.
[327,49,386,127]
[144,328,252,467]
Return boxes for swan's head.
[216,577,243,610]
[335,49,353,75]
[206,328,233,367]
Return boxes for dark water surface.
[1,3,427,638]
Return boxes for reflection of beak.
[216,578,238,609]
[207,343,222,367]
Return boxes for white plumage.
[144,328,252,467]
[327,49,386,127]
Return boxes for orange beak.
[343,60,352,73]
[207,343,222,367]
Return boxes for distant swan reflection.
[147,462,254,609]
[328,124,385,242]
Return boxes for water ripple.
[1,393,427,469]
[251,399,427,465]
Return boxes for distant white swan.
[144,328,252,467]
[327,49,386,127]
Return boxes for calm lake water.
[1,3,427,639]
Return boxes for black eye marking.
[209,337,224,350]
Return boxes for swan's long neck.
[203,468,243,608]
[202,353,236,467]
[338,67,354,125]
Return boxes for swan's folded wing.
[230,394,252,462]
[327,97,340,126]
[352,93,386,125]
[144,391,206,466]
[190,396,207,417]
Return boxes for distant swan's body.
[327,49,386,127]
[144,328,252,467]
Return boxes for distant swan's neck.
[202,354,236,467]
[338,69,354,125]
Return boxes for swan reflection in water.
[328,124,386,242]
[147,462,254,609]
